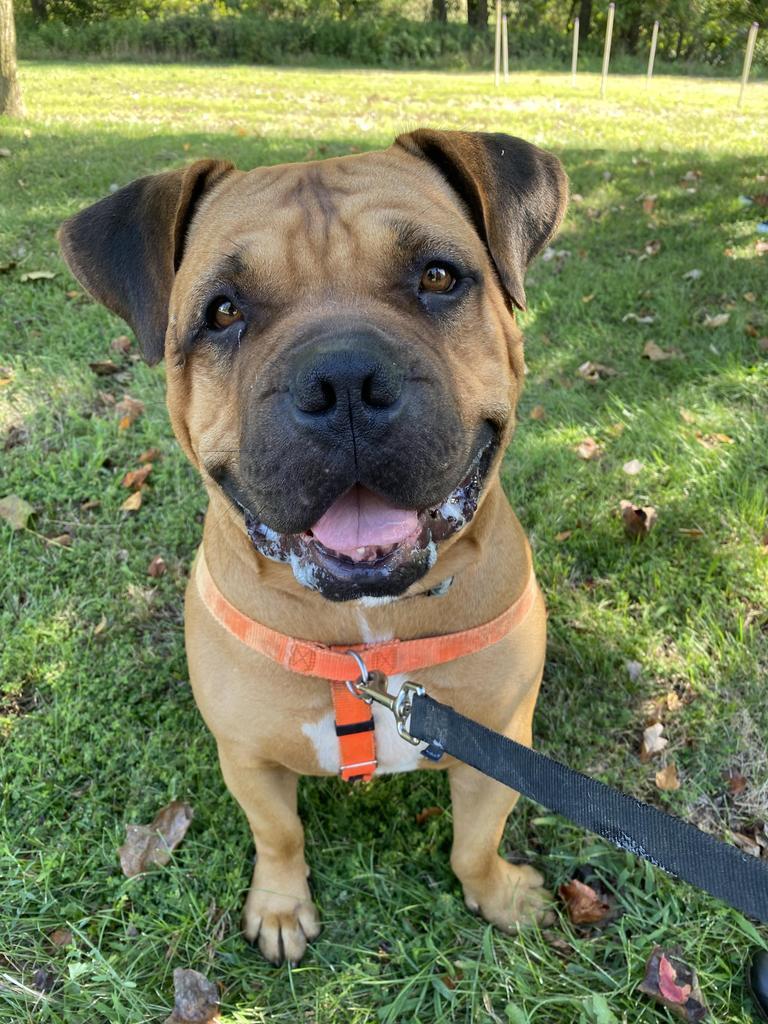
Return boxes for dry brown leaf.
[93,615,108,636]
[165,967,220,1024]
[119,801,194,878]
[744,291,757,303]
[643,340,681,362]
[46,533,73,547]
[89,360,121,376]
[121,491,143,513]
[558,879,610,925]
[80,498,101,511]
[725,768,748,795]
[116,395,145,430]
[642,195,657,215]
[20,270,56,282]
[622,459,644,475]
[640,722,668,762]
[655,762,681,791]
[110,335,132,354]
[679,408,696,424]
[554,529,572,542]
[702,313,729,329]
[48,928,73,948]
[0,494,34,530]
[148,555,167,578]
[529,405,546,421]
[695,432,734,449]
[139,447,162,463]
[577,361,617,383]
[415,806,443,825]
[575,437,603,460]
[620,500,657,539]
[638,947,708,1021]
[122,465,152,490]
[0,365,14,386]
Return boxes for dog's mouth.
[240,434,498,602]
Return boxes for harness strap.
[195,547,537,782]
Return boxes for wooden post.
[571,16,580,86]
[600,2,615,99]
[647,20,659,83]
[738,22,759,108]
[494,3,502,87]
[502,13,509,83]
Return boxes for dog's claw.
[242,887,321,965]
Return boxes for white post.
[647,20,659,82]
[494,3,502,87]
[571,16,580,85]
[600,2,615,99]
[738,22,759,108]
[502,14,509,83]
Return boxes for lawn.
[0,62,767,1024]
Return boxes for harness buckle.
[345,651,424,746]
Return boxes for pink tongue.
[310,486,419,559]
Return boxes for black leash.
[408,692,768,924]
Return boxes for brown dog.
[59,129,567,965]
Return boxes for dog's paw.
[242,884,321,966]
[463,860,553,932]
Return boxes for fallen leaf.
[93,615,108,635]
[622,312,655,324]
[702,313,729,329]
[148,555,167,578]
[20,270,56,282]
[558,879,610,925]
[4,424,28,450]
[694,432,734,449]
[665,691,682,712]
[554,529,572,542]
[80,498,101,511]
[0,494,34,530]
[122,465,152,490]
[642,195,657,214]
[529,405,546,421]
[655,762,681,791]
[577,361,617,383]
[622,459,644,475]
[121,491,143,513]
[89,360,121,376]
[139,447,163,462]
[581,292,595,303]
[46,533,73,547]
[640,722,668,762]
[732,831,761,857]
[744,291,757,303]
[638,946,708,1021]
[643,340,681,361]
[119,801,193,878]
[31,967,55,993]
[0,365,14,386]
[48,928,73,948]
[725,768,748,796]
[682,268,702,281]
[575,437,603,460]
[116,395,145,430]
[415,806,443,825]
[644,239,661,257]
[620,500,657,539]
[165,967,220,1024]
[111,335,132,354]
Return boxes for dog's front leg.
[217,743,320,965]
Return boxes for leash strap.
[409,693,768,923]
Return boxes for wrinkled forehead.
[180,149,483,295]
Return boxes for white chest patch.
[300,612,424,776]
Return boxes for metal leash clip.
[345,651,424,746]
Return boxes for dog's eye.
[420,264,456,294]
[208,298,243,330]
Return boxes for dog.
[59,129,568,965]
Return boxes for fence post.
[738,22,759,108]
[600,2,615,99]
[502,14,509,83]
[647,20,659,83]
[572,16,580,85]
[494,3,502,87]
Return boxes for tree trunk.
[432,0,447,23]
[467,0,488,30]
[30,0,46,22]
[0,0,24,117]
[578,0,592,39]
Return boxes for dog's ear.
[58,159,235,364]
[395,130,567,311]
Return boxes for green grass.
[1,63,767,1023]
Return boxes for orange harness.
[195,549,537,782]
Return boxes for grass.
[1,62,767,1023]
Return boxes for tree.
[431,0,447,22]
[467,0,487,29]
[1,0,24,116]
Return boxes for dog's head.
[60,130,567,601]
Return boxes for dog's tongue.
[310,486,419,560]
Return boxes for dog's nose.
[291,347,404,417]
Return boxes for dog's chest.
[300,611,423,776]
